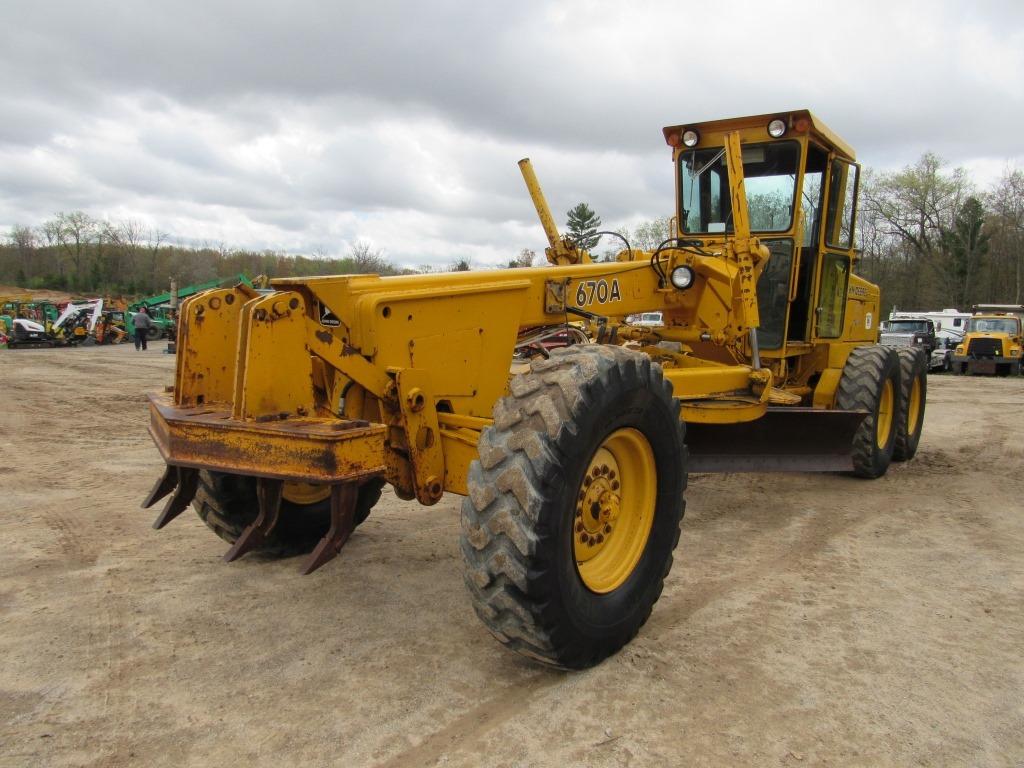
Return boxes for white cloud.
[1,0,1022,267]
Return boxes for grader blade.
[686,408,867,473]
[299,483,358,575]
[148,467,199,530]
[223,478,283,562]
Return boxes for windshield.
[885,321,930,333]
[679,141,800,234]
[967,317,1019,334]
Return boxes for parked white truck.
[883,308,971,372]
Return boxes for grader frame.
[144,110,919,666]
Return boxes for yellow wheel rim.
[282,482,331,505]
[876,378,894,449]
[574,428,657,594]
[906,375,922,435]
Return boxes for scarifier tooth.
[142,465,178,509]
[151,468,198,529]
[300,484,357,575]
[223,478,283,562]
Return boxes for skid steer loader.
[142,110,926,669]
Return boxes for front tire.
[193,471,384,554]
[461,345,686,669]
[835,345,900,479]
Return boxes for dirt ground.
[1,345,1022,768]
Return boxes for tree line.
[2,153,1022,313]
[574,155,1024,314]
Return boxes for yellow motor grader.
[143,110,927,669]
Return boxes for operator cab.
[662,111,866,358]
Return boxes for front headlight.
[955,345,964,355]
[1011,347,1021,357]
[670,265,695,290]
[914,336,924,343]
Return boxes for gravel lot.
[1,344,1022,767]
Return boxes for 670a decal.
[574,278,622,307]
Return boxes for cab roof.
[662,109,855,161]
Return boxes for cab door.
[813,158,860,339]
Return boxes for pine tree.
[566,203,602,251]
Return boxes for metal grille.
[968,338,1003,357]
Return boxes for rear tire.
[461,344,686,669]
[893,348,926,461]
[193,471,384,554]
[835,346,900,479]
[147,326,162,341]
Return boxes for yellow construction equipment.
[142,110,927,668]
[952,305,1023,376]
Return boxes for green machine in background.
[126,275,256,340]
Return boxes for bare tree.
[506,248,536,268]
[53,211,98,288]
[987,169,1024,303]
[147,228,168,293]
[349,240,390,274]
[8,225,37,283]
[859,153,972,307]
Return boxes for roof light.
[767,119,786,138]
[666,131,681,147]
[682,129,699,148]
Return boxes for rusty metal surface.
[148,393,387,484]
[141,464,178,509]
[150,467,199,529]
[394,369,446,505]
[300,483,358,575]
[686,407,867,473]
[223,478,283,562]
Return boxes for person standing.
[133,306,152,351]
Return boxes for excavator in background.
[141,110,927,669]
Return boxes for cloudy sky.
[2,0,1022,269]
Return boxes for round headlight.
[670,265,695,290]
[767,119,787,138]
[682,129,699,148]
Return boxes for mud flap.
[686,407,868,473]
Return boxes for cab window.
[825,160,859,249]
[816,253,850,338]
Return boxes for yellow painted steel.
[907,376,922,434]
[154,109,888,505]
[574,428,656,594]
[876,378,894,449]
[393,368,446,505]
[174,286,253,407]
[282,483,331,505]
[148,393,386,484]
[232,291,316,421]
[518,158,587,265]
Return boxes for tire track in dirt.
[371,671,563,768]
